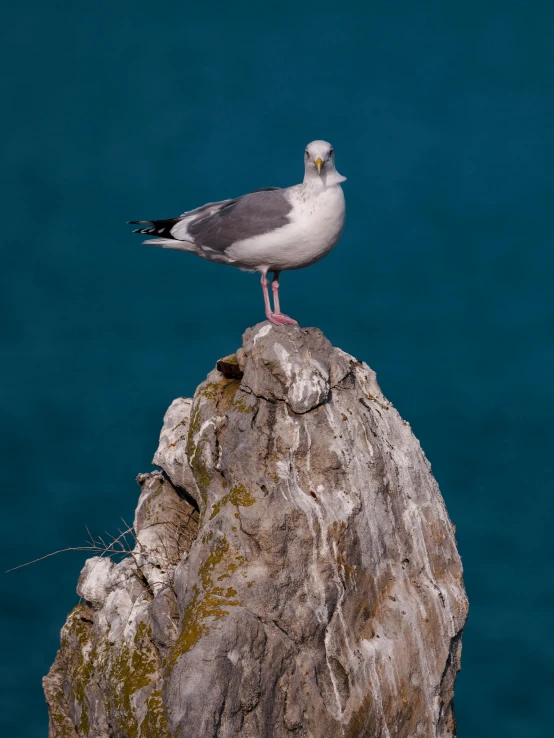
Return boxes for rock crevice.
[44,323,468,738]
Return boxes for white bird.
[129,140,346,326]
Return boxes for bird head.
[304,140,346,186]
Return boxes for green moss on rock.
[186,404,211,500]
[232,396,254,413]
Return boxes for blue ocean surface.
[1,2,552,736]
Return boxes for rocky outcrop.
[44,323,468,738]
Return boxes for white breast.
[227,184,345,273]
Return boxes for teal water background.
[2,2,553,735]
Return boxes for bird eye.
[305,149,310,158]
[329,148,334,156]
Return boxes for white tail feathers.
[143,238,197,252]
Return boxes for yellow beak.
[315,157,324,174]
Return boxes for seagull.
[128,140,346,326]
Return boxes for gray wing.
[184,188,292,252]
[129,196,235,238]
[129,187,292,252]
[179,198,234,218]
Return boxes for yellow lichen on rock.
[209,484,256,520]
[100,621,168,738]
[65,606,95,736]
[139,689,170,737]
[165,536,244,673]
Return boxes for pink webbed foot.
[260,273,298,326]
[266,312,298,326]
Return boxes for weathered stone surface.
[44,473,199,738]
[44,322,468,738]
[152,398,201,506]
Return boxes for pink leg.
[260,273,298,326]
[272,274,282,313]
[270,272,298,325]
[261,273,272,317]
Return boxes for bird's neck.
[303,170,347,189]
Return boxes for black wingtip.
[127,217,179,239]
